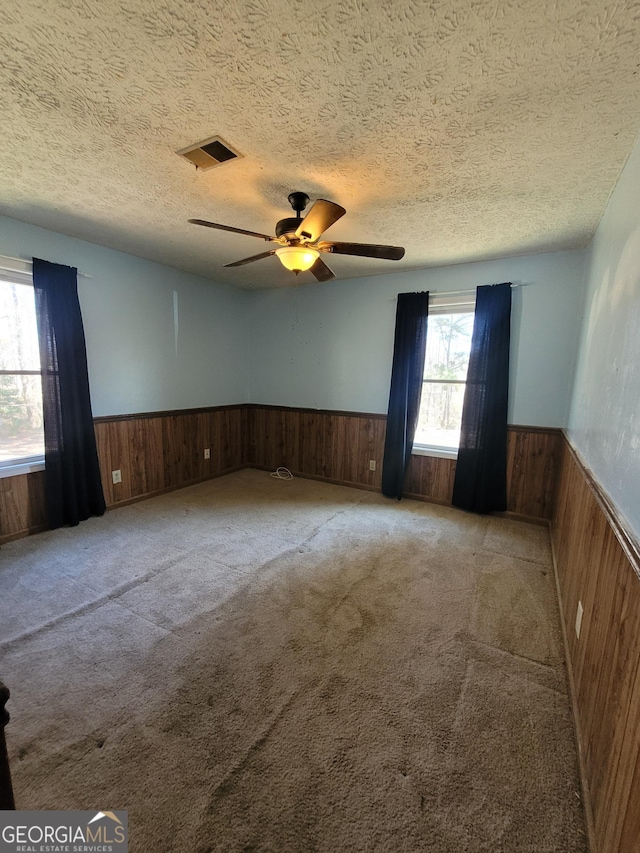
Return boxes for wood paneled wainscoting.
[247,406,387,492]
[1,403,561,542]
[0,405,248,543]
[0,472,47,543]
[94,405,247,506]
[552,435,640,853]
[248,405,561,523]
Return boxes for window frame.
[412,292,476,460]
[0,258,45,478]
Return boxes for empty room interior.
[1,1,640,851]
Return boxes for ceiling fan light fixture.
[189,192,404,282]
[276,245,319,272]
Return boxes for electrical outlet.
[575,600,584,639]
[204,448,210,459]
[111,469,122,484]
[369,460,376,471]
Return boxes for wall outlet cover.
[112,469,122,484]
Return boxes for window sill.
[0,458,45,478]
[412,445,458,460]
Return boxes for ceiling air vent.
[176,136,242,171]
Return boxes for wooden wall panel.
[1,405,246,542]
[551,434,640,853]
[141,417,165,494]
[2,405,560,541]
[405,453,456,505]
[217,406,245,472]
[299,410,322,477]
[506,426,562,519]
[620,753,640,850]
[248,406,559,521]
[96,417,162,506]
[249,406,387,491]
[93,420,111,505]
[100,406,246,509]
[0,471,47,541]
[408,423,559,519]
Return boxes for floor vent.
[177,136,242,171]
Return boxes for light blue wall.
[568,134,640,538]
[0,215,249,416]
[1,215,589,433]
[246,249,586,427]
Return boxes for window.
[413,296,475,458]
[0,260,45,477]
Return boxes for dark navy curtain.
[452,282,511,513]
[381,291,429,499]
[33,258,105,528]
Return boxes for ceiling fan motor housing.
[276,217,304,239]
[276,191,311,239]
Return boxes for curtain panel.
[452,282,512,513]
[33,258,105,528]
[381,291,429,499]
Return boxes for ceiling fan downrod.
[287,191,310,220]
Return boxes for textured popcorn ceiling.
[1,0,640,289]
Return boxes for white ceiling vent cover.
[176,136,242,171]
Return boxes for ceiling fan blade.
[321,241,405,261]
[310,257,335,281]
[295,199,346,242]
[223,250,276,267]
[189,219,275,241]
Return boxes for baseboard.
[401,491,452,507]
[252,466,453,503]
[250,465,381,494]
[0,467,248,544]
[495,510,550,527]
[104,465,248,511]
[0,524,49,546]
[549,529,596,853]
[251,467,556,523]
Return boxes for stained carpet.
[0,469,587,852]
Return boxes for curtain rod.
[431,283,525,298]
[391,283,525,300]
[0,255,93,279]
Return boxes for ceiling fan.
[189,191,405,281]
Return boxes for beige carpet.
[0,469,587,852]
